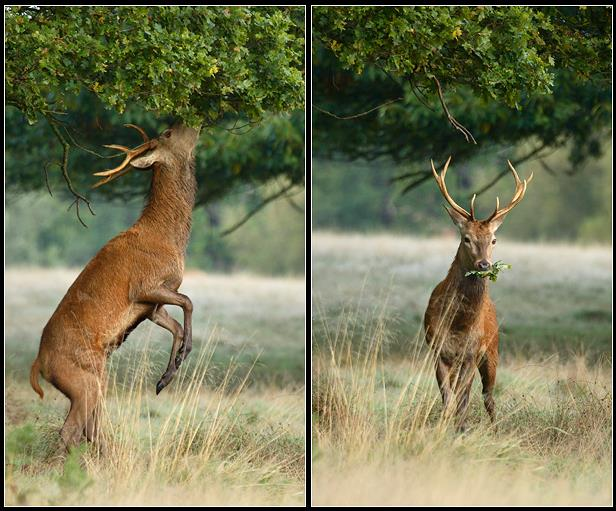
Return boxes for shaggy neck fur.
[445,244,489,310]
[137,155,196,252]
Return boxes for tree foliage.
[313,6,610,108]
[5,6,305,222]
[313,6,611,191]
[7,6,304,126]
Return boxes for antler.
[92,124,156,189]
[486,160,534,223]
[431,156,475,221]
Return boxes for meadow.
[312,231,612,506]
[5,268,305,506]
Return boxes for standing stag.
[423,156,532,431]
[30,123,200,449]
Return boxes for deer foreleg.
[478,352,498,425]
[435,357,454,416]
[135,287,193,394]
[453,361,476,432]
[149,305,185,394]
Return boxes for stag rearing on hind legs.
[423,156,533,432]
[30,122,200,450]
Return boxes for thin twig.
[220,182,298,236]
[400,172,433,195]
[390,170,431,183]
[313,98,403,120]
[472,144,549,198]
[62,124,123,159]
[539,159,557,176]
[45,114,96,226]
[42,161,56,196]
[433,77,477,144]
[408,76,436,112]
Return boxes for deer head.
[93,123,200,188]
[431,156,533,272]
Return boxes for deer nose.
[476,260,491,271]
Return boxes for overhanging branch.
[433,77,477,145]
[312,98,403,120]
[220,181,300,236]
[45,114,95,227]
[471,143,553,198]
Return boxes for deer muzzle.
[476,260,492,271]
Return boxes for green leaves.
[313,6,610,109]
[465,261,512,282]
[5,6,305,127]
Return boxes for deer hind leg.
[53,365,103,451]
[478,352,497,425]
[149,305,184,394]
[84,373,107,454]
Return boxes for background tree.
[6,6,305,226]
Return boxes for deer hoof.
[156,379,166,395]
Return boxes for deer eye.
[464,236,471,243]
[164,130,172,138]
[492,239,497,245]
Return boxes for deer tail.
[30,357,44,399]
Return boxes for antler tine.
[431,156,472,220]
[124,123,150,143]
[469,194,477,221]
[92,124,155,186]
[93,149,139,177]
[487,161,533,222]
[92,166,133,189]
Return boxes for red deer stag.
[424,156,532,431]
[30,122,200,449]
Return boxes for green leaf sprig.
[465,260,512,282]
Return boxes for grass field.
[5,268,305,506]
[312,231,612,506]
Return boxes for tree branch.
[285,195,304,213]
[45,114,96,227]
[390,170,431,183]
[472,143,550,198]
[313,98,403,120]
[433,77,477,144]
[399,172,433,195]
[220,182,299,236]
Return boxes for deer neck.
[445,244,489,306]
[137,158,197,251]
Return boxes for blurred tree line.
[5,188,305,275]
[312,6,611,239]
[313,144,611,242]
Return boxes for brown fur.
[424,158,531,431]
[424,224,499,431]
[30,123,200,450]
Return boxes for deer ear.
[445,206,468,230]
[130,149,161,169]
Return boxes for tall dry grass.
[312,301,612,506]
[6,329,305,506]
